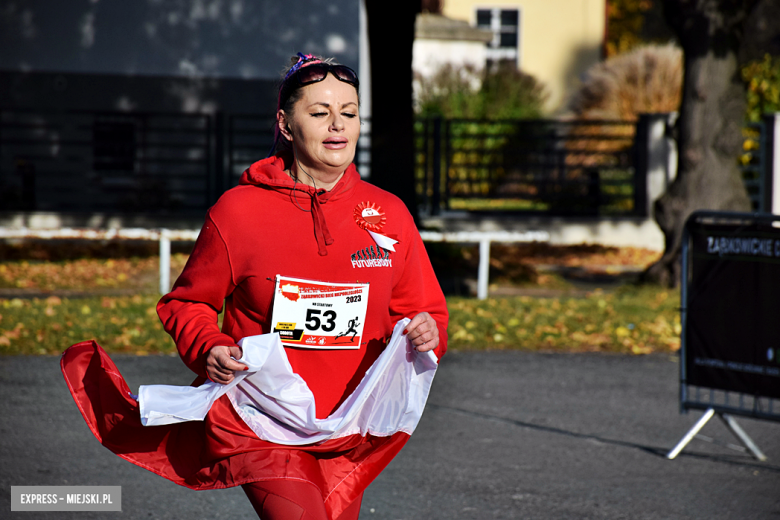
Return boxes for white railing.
[0,227,199,295]
[0,228,549,299]
[419,230,549,299]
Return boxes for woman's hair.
[270,53,359,156]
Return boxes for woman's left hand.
[404,312,439,352]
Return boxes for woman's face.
[279,74,360,178]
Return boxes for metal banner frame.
[668,211,780,461]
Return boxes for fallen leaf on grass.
[631,344,654,355]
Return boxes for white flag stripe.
[139,319,438,446]
[367,230,398,252]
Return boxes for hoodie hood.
[238,152,360,256]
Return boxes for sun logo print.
[353,202,386,233]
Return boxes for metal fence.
[741,121,766,212]
[0,108,214,213]
[415,117,638,216]
[223,113,277,187]
[0,108,769,217]
[667,211,780,461]
[222,113,372,185]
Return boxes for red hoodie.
[61,153,448,518]
[157,152,448,418]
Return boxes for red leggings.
[242,480,363,520]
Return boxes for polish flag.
[61,319,436,519]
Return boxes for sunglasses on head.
[279,62,359,108]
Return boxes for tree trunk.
[364,1,420,224]
[644,0,758,286]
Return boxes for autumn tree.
[607,0,655,56]
[606,0,676,57]
[644,0,771,286]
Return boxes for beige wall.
[442,0,605,114]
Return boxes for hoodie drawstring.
[241,153,353,257]
[310,191,334,256]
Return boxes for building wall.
[0,0,359,114]
[0,69,277,115]
[0,0,362,215]
[442,0,605,114]
[413,39,488,79]
[0,0,359,80]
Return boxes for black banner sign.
[686,219,780,399]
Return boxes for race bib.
[271,275,370,349]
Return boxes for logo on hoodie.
[351,244,392,268]
[353,202,386,233]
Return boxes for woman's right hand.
[205,345,247,384]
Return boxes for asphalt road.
[2,350,779,519]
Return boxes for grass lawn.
[0,294,175,356]
[0,241,678,356]
[447,286,679,354]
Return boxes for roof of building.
[415,13,493,43]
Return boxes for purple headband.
[284,52,321,80]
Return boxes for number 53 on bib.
[271,275,370,349]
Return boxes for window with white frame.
[475,8,520,67]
